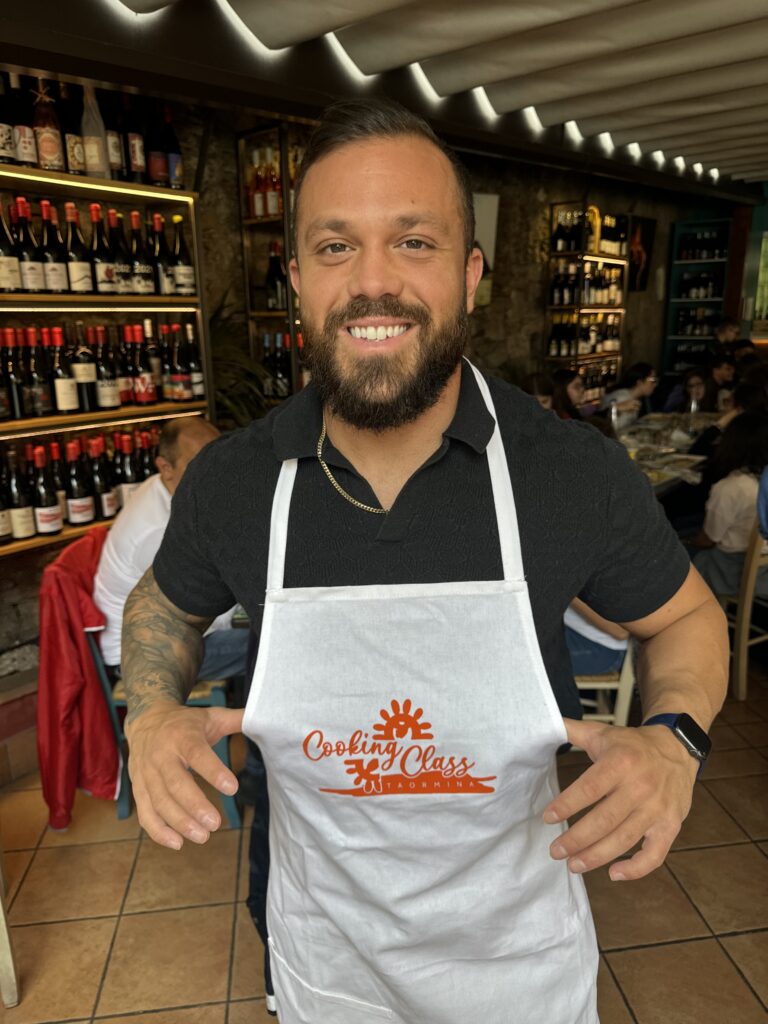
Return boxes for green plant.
[208,290,274,428]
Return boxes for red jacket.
[37,527,119,829]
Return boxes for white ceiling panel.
[226,0,413,49]
[611,104,768,146]
[577,85,768,135]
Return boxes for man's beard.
[302,296,468,431]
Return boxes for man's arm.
[546,565,728,881]
[122,568,243,850]
[570,597,629,642]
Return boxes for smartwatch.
[642,713,712,777]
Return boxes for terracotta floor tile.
[746,698,768,720]
[94,1005,226,1023]
[40,790,140,848]
[706,776,768,841]
[607,938,767,1024]
[734,722,768,747]
[125,828,239,913]
[237,820,250,903]
[585,864,707,950]
[230,902,266,1001]
[0,789,48,851]
[597,959,633,1024]
[709,723,751,750]
[668,844,768,932]
[717,702,765,725]
[0,917,114,1023]
[721,930,768,1007]
[97,904,234,1016]
[672,783,750,850]
[228,999,275,1023]
[702,748,768,780]
[4,771,41,792]
[10,840,136,924]
[3,849,33,905]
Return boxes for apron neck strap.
[265,362,526,589]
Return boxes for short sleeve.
[703,478,735,544]
[153,449,236,618]
[579,438,691,622]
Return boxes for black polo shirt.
[154,364,690,718]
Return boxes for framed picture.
[629,216,656,292]
[472,193,500,306]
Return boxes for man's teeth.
[348,324,409,340]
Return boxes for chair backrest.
[758,468,768,540]
[736,517,768,612]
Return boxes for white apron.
[243,363,599,1024]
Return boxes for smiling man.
[122,99,728,1024]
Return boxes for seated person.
[599,362,657,431]
[564,597,628,676]
[551,368,584,420]
[691,411,768,597]
[690,382,768,461]
[521,372,554,411]
[710,354,736,410]
[663,366,719,413]
[94,418,249,680]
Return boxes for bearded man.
[122,99,727,1024]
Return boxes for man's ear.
[465,247,485,314]
[289,256,300,297]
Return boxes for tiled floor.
[1,698,767,1024]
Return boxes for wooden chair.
[719,518,768,700]
[575,644,635,727]
[0,840,19,1008]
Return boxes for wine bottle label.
[114,261,132,294]
[56,490,67,521]
[94,262,118,293]
[190,371,205,397]
[0,508,11,538]
[168,153,184,189]
[148,151,169,184]
[54,376,79,411]
[127,133,146,172]
[65,132,85,173]
[13,124,37,164]
[67,496,95,524]
[10,505,35,539]
[68,261,93,292]
[132,267,155,294]
[158,265,175,295]
[31,383,53,415]
[162,372,173,397]
[149,355,162,385]
[34,505,63,534]
[72,363,97,384]
[96,378,120,408]
[266,188,280,216]
[99,489,118,518]
[0,255,22,291]
[118,375,134,403]
[251,191,265,218]
[0,122,14,161]
[171,372,192,400]
[34,126,65,170]
[106,130,123,170]
[43,262,69,292]
[134,371,157,403]
[120,482,140,505]
[83,136,107,174]
[172,265,195,295]
[20,261,44,291]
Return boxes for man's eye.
[321,242,349,255]
[400,239,430,250]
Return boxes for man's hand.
[125,703,244,850]
[544,719,698,881]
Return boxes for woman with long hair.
[663,367,719,414]
[550,368,584,420]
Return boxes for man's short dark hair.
[156,418,216,466]
[717,315,740,332]
[710,353,735,370]
[292,98,475,260]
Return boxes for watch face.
[674,713,712,760]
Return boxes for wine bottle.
[151,213,174,295]
[32,78,64,171]
[147,103,169,186]
[48,440,67,521]
[8,74,37,168]
[23,442,36,495]
[38,199,69,294]
[265,239,287,309]
[138,431,154,479]
[89,436,117,520]
[25,326,53,416]
[0,73,16,164]
[264,146,282,216]
[65,439,95,524]
[132,323,157,405]
[248,148,265,218]
[81,85,108,179]
[51,324,79,413]
[260,333,274,397]
[119,433,140,505]
[95,324,120,409]
[32,445,63,535]
[170,322,191,400]
[64,202,92,293]
[170,215,195,295]
[111,430,124,506]
[15,198,44,292]
[159,323,173,399]
[273,333,290,398]
[107,208,132,294]
[0,199,22,292]
[0,475,12,544]
[142,317,162,393]
[71,320,98,412]
[2,327,25,418]
[162,105,184,189]
[58,82,85,175]
[89,203,117,294]
[102,91,126,180]
[185,322,205,399]
[6,445,34,539]
[117,325,135,405]
[128,209,154,294]
[122,93,146,183]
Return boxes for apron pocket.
[269,940,394,1023]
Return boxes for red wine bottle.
[0,73,16,165]
[185,322,205,399]
[122,93,146,183]
[38,199,68,294]
[89,436,117,520]
[32,445,63,535]
[71,320,98,412]
[64,202,92,294]
[51,325,79,414]
[129,209,154,295]
[6,445,34,539]
[25,326,53,416]
[107,208,132,294]
[15,197,44,293]
[0,199,22,292]
[65,439,95,524]
[117,325,135,405]
[170,215,195,295]
[8,74,37,168]
[89,203,117,294]
[151,213,175,295]
[58,82,85,175]
[132,323,157,405]
[119,433,140,505]
[48,440,67,521]
[95,324,120,409]
[32,78,64,172]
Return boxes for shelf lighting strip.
[0,167,194,205]
[0,409,205,443]
[0,307,199,314]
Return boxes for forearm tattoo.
[122,568,212,724]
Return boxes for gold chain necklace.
[316,422,389,515]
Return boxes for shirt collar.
[270,359,495,461]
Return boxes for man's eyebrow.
[304,213,451,240]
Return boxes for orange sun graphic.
[372,699,433,740]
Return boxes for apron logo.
[302,698,496,797]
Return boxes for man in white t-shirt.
[94,418,248,680]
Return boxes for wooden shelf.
[670,297,724,304]
[546,352,622,363]
[1,519,107,558]
[549,251,628,265]
[0,163,197,202]
[0,402,207,441]
[242,216,284,226]
[250,310,289,318]
[673,259,728,265]
[0,294,200,307]
[666,335,714,341]
[548,305,626,313]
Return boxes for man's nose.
[346,245,403,301]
